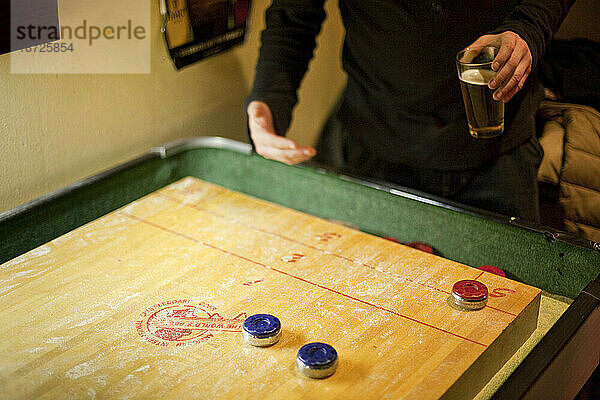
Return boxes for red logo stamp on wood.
[136,300,246,346]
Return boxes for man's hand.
[247,101,316,165]
[466,31,532,103]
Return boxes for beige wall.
[1,0,597,213]
[0,0,346,212]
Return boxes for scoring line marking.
[473,271,485,281]
[157,190,517,317]
[157,192,452,294]
[120,210,488,347]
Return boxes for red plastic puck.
[383,236,401,244]
[406,242,434,254]
[477,265,506,277]
[451,280,488,310]
[452,280,488,302]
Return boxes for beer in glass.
[456,46,504,139]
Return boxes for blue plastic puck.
[242,314,281,346]
[296,342,338,378]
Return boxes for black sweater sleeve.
[246,1,326,136]
[489,0,575,69]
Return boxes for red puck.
[406,242,434,254]
[477,265,506,277]
[451,280,488,310]
[383,236,401,244]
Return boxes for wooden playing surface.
[0,177,541,399]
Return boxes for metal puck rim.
[242,328,282,347]
[242,314,281,339]
[296,357,338,379]
[451,296,489,310]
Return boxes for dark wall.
[557,0,600,42]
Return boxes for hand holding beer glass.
[456,46,504,139]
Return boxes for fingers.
[255,143,316,165]
[465,34,499,52]
[247,101,316,165]
[488,33,517,73]
[496,64,531,102]
[465,32,532,103]
[487,33,532,102]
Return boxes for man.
[246,1,574,221]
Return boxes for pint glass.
[456,46,504,139]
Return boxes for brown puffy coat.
[537,101,600,242]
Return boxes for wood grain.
[0,177,541,399]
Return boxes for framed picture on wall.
[160,0,251,69]
[1,0,60,56]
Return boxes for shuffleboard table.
[0,137,598,399]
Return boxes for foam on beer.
[460,69,495,85]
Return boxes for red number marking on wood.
[242,279,264,286]
[315,232,341,242]
[281,253,306,262]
